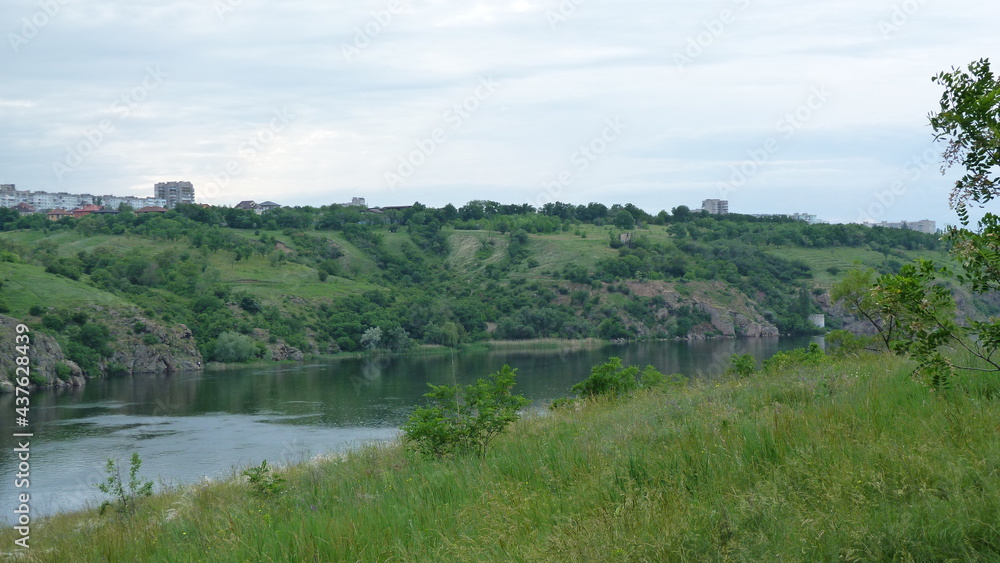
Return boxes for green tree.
[612,210,636,230]
[213,331,257,363]
[96,452,153,515]
[402,365,529,458]
[831,267,897,351]
[572,357,645,397]
[855,59,1000,386]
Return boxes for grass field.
[769,246,954,286]
[0,262,130,316]
[7,352,1000,561]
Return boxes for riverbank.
[4,351,999,561]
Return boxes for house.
[257,201,281,213]
[13,202,36,216]
[72,204,102,218]
[234,200,259,211]
[135,206,168,214]
[46,209,72,221]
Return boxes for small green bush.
[403,365,529,459]
[727,354,757,378]
[572,357,665,397]
[96,452,153,516]
[55,362,72,381]
[242,460,286,498]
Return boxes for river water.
[0,337,819,520]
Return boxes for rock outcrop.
[0,315,84,391]
[103,309,203,374]
[0,309,203,393]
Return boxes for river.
[0,337,819,520]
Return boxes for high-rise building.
[154,181,195,208]
[702,199,729,215]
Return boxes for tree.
[854,59,1000,387]
[612,210,636,230]
[213,331,257,362]
[831,268,896,351]
[402,365,529,458]
[930,58,1000,212]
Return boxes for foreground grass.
[6,354,1000,561]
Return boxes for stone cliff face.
[0,310,203,393]
[627,280,780,339]
[0,315,84,393]
[101,309,203,374]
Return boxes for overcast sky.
[2,0,997,226]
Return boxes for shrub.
[727,353,757,377]
[96,452,153,516]
[571,357,662,397]
[213,331,257,363]
[241,460,286,498]
[762,343,827,372]
[403,365,529,458]
[55,362,72,381]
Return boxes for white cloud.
[1,0,998,225]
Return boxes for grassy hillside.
[0,204,951,380]
[5,351,999,561]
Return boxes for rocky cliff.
[0,309,203,393]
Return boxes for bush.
[403,365,529,458]
[762,343,827,372]
[241,460,286,498]
[213,331,257,363]
[55,362,72,381]
[726,353,757,377]
[96,452,153,516]
[572,357,663,397]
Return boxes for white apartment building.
[702,199,729,215]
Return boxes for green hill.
[0,202,954,385]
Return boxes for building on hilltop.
[154,181,195,209]
[866,219,936,234]
[702,199,728,215]
[46,209,72,221]
[135,206,168,215]
[0,183,166,211]
[13,202,35,216]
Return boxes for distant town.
[0,183,936,233]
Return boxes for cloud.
[1,0,998,225]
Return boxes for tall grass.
[5,353,1000,561]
